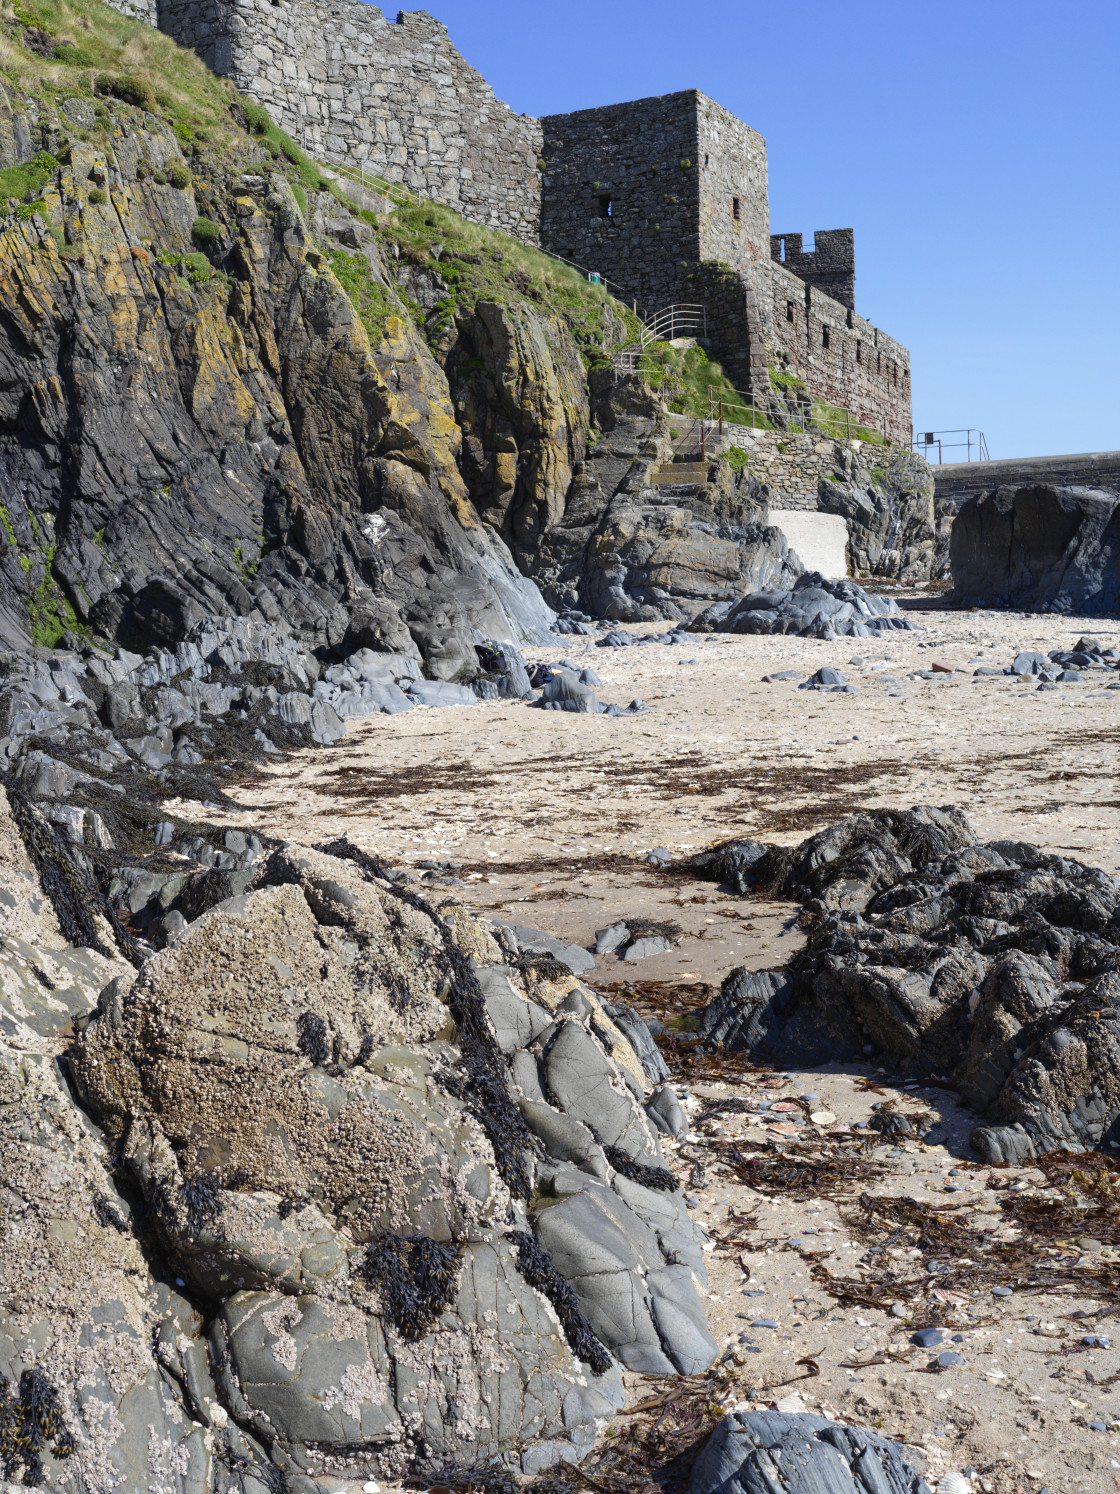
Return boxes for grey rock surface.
[690,1410,931,1494]
[691,573,913,640]
[951,484,1120,613]
[693,805,1120,1164]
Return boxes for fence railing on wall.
[912,429,990,463]
[706,386,904,449]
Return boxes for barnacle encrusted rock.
[64,839,714,1479]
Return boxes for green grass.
[0,149,57,203]
[326,248,394,344]
[0,0,243,149]
[381,200,641,364]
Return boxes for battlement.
[770,229,855,310]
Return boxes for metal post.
[719,399,723,438]
[700,420,706,462]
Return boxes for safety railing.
[912,429,990,463]
[708,386,905,448]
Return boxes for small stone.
[936,1351,964,1368]
[911,1327,944,1348]
[1082,1334,1111,1349]
[1089,1420,1108,1431]
[751,1318,779,1329]
[951,1333,965,1342]
[889,1302,911,1318]
[931,662,954,673]
[991,1285,1013,1297]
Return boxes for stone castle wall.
[538,91,702,310]
[99,2,911,437]
[119,0,543,240]
[539,89,910,443]
[767,262,911,445]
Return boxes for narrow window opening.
[786,300,795,323]
[704,153,709,166]
[597,194,612,219]
[822,325,830,350]
[778,235,786,262]
[892,362,897,384]
[731,196,740,220]
[877,351,881,373]
[856,340,862,363]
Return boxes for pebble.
[1089,1421,1108,1431]
[951,1333,965,1342]
[889,1302,910,1318]
[1082,1334,1111,1349]
[936,1351,965,1368]
[912,1327,944,1348]
[752,1318,779,1329]
[991,1286,1013,1297]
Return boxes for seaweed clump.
[176,1169,223,1236]
[0,1367,76,1486]
[506,1230,612,1374]
[296,1010,330,1065]
[1,772,137,962]
[361,1234,464,1339]
[602,1145,677,1193]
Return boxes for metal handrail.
[912,429,990,463]
[708,386,903,448]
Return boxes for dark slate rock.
[624,934,672,960]
[951,485,1120,613]
[605,1002,671,1082]
[691,573,914,641]
[645,1084,687,1138]
[595,921,631,955]
[690,1410,932,1494]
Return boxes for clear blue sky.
[396,0,1118,461]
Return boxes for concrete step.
[653,463,709,484]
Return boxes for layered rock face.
[0,793,712,1488]
[0,111,552,673]
[951,484,1120,613]
[690,808,1120,1167]
[816,444,949,583]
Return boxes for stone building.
[102,0,911,440]
[539,91,911,444]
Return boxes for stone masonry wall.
[768,262,911,444]
[130,0,543,240]
[770,229,854,309]
[717,426,855,508]
[539,91,702,312]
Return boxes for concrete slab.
[768,510,849,577]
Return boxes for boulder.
[692,806,1120,1161]
[690,1409,931,1494]
[951,484,1120,613]
[690,572,913,639]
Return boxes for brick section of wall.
[127,0,543,240]
[769,263,911,445]
[770,229,854,309]
[539,91,702,311]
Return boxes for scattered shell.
[775,1393,807,1414]
[938,1476,972,1494]
[811,1109,837,1124]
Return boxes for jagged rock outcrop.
[690,573,913,638]
[689,807,1120,1165]
[951,484,1120,612]
[817,445,948,582]
[0,106,552,672]
[528,371,802,621]
[690,1410,931,1494]
[445,298,589,570]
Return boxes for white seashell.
[939,1473,972,1494]
[811,1109,837,1124]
